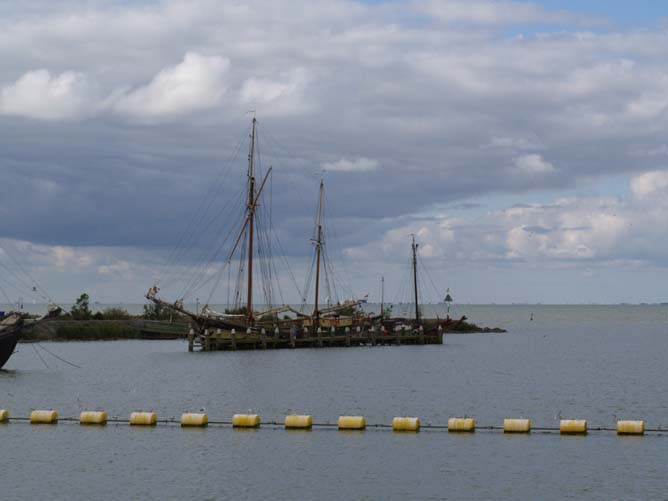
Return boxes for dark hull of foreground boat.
[0,326,20,369]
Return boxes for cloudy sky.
[2,0,668,305]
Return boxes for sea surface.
[2,304,668,500]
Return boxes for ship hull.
[0,325,20,369]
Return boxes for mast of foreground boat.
[312,178,324,326]
[411,234,420,327]
[246,117,257,326]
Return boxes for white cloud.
[630,170,668,199]
[0,69,98,120]
[344,170,668,266]
[514,154,556,175]
[97,260,133,280]
[322,157,379,172]
[240,68,312,115]
[47,246,94,271]
[0,52,232,122]
[113,52,230,119]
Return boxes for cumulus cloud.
[240,68,312,116]
[514,154,556,175]
[0,52,232,122]
[630,170,668,199]
[0,238,160,302]
[97,260,133,280]
[0,69,98,120]
[345,170,668,269]
[113,52,230,119]
[322,157,379,173]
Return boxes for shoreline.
[20,319,189,342]
[19,318,505,342]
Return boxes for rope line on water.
[4,416,668,434]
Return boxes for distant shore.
[20,319,189,342]
[18,317,504,342]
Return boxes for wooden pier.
[188,325,444,352]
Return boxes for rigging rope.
[158,125,249,284]
[31,343,51,370]
[418,257,444,304]
[36,343,82,369]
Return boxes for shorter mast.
[411,235,419,326]
[313,178,324,325]
[380,276,384,319]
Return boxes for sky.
[2,0,668,305]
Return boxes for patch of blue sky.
[357,0,667,33]
[535,0,667,26]
[506,1,668,39]
[422,172,632,221]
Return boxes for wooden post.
[345,327,351,346]
[188,328,194,352]
[203,329,210,351]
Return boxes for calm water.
[2,305,668,499]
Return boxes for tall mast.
[313,178,324,325]
[246,117,257,325]
[380,276,384,319]
[411,235,419,326]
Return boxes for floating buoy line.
[0,410,658,436]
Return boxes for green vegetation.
[70,292,92,320]
[95,307,130,320]
[142,302,173,321]
[224,306,248,315]
[52,322,140,340]
[447,320,506,333]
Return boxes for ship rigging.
[147,117,364,337]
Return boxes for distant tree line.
[64,292,183,322]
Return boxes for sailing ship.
[147,117,290,332]
[146,117,371,350]
[300,177,366,329]
[147,117,452,350]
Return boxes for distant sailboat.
[378,236,465,336]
